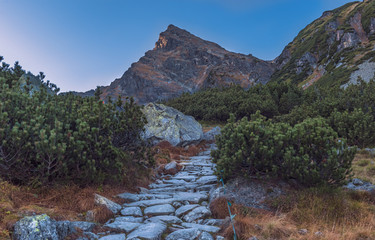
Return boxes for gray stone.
[298,229,308,235]
[95,194,121,214]
[121,207,143,217]
[13,214,59,240]
[124,198,177,207]
[196,176,217,185]
[99,234,126,240]
[70,221,96,232]
[165,228,202,240]
[248,237,259,240]
[127,222,167,240]
[145,215,182,224]
[216,236,225,240]
[172,201,183,208]
[165,161,178,174]
[181,223,220,233]
[198,232,214,240]
[113,216,143,223]
[183,206,211,222]
[353,178,364,186]
[203,126,221,141]
[141,103,203,146]
[144,204,175,216]
[175,204,200,217]
[83,232,99,240]
[315,231,324,237]
[202,219,224,226]
[85,210,95,222]
[105,220,141,233]
[173,192,208,203]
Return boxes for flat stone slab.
[145,215,182,224]
[144,204,175,216]
[113,216,143,223]
[196,176,217,185]
[175,204,200,217]
[173,192,208,203]
[198,232,214,240]
[127,222,167,240]
[183,206,211,222]
[181,223,220,233]
[104,221,141,233]
[99,233,126,240]
[165,228,202,240]
[123,198,177,207]
[117,193,172,202]
[121,207,142,217]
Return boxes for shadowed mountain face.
[100,25,276,104]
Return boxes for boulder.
[164,161,179,175]
[144,204,175,216]
[13,214,59,240]
[94,194,121,214]
[203,126,221,141]
[13,215,96,240]
[141,103,203,146]
[121,207,143,217]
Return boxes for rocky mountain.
[75,0,375,103]
[99,25,275,104]
[271,0,375,89]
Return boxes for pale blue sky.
[0,0,355,92]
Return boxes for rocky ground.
[98,143,223,240]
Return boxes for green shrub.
[213,113,355,186]
[0,58,149,186]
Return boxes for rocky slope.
[74,1,375,102]
[271,0,375,89]
[99,25,276,104]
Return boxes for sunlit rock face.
[100,24,275,104]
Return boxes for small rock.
[105,220,141,233]
[315,231,324,237]
[144,204,175,216]
[248,237,259,240]
[94,194,121,214]
[201,201,208,206]
[198,231,214,240]
[298,229,308,235]
[175,204,200,217]
[254,224,262,231]
[353,178,364,186]
[139,187,150,194]
[165,161,178,174]
[127,222,167,240]
[145,215,182,224]
[99,233,126,240]
[216,236,225,240]
[85,210,95,222]
[121,207,143,217]
[181,222,220,233]
[172,201,183,208]
[166,228,202,240]
[183,206,211,222]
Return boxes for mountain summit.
[100,24,276,104]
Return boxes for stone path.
[98,144,224,240]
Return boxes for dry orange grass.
[211,188,375,240]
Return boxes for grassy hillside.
[272,0,375,89]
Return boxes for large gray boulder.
[13,214,59,240]
[141,103,203,146]
[13,214,96,240]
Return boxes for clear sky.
[0,0,356,92]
